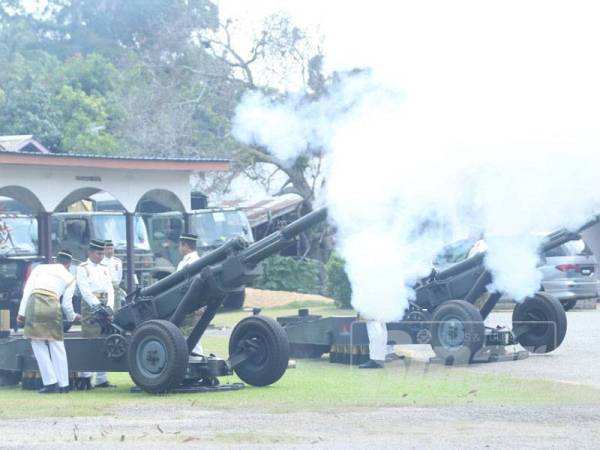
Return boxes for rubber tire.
[222,290,246,310]
[127,320,189,394]
[430,300,485,365]
[513,292,567,353]
[0,370,22,386]
[229,315,289,386]
[560,299,577,312]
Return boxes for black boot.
[95,381,117,388]
[358,359,384,369]
[39,383,59,394]
[59,386,71,393]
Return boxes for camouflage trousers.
[113,283,124,311]
[24,291,63,341]
[81,295,107,338]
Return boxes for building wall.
[0,164,191,213]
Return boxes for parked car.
[433,236,600,311]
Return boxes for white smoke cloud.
[232,1,600,321]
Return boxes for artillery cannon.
[0,207,328,393]
[279,217,600,365]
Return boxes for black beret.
[89,239,105,250]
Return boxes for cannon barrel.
[241,207,328,266]
[139,238,247,298]
[137,207,327,299]
[435,218,600,282]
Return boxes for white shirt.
[76,259,115,309]
[176,251,200,271]
[101,256,123,285]
[18,264,77,322]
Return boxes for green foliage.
[325,253,353,308]
[62,54,120,96]
[56,85,120,154]
[0,52,122,153]
[255,255,323,295]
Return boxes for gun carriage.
[279,218,600,365]
[0,208,328,393]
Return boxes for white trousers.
[78,371,108,384]
[31,340,69,388]
[366,321,388,362]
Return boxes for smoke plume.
[233,1,600,321]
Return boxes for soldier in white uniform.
[176,233,200,271]
[76,239,116,389]
[101,240,124,310]
[17,250,80,393]
[177,233,203,356]
[359,318,399,369]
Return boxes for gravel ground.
[3,307,599,449]
[2,404,600,449]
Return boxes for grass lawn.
[1,302,600,419]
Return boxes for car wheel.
[560,299,577,311]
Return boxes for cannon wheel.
[513,292,567,353]
[430,300,485,365]
[229,315,289,386]
[127,320,189,394]
[0,370,22,386]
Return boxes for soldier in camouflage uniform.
[17,250,80,393]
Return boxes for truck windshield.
[91,215,150,251]
[192,211,253,248]
[0,217,38,255]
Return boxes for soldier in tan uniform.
[17,250,80,393]
[76,239,115,388]
[101,240,124,311]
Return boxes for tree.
[56,85,120,154]
[197,14,327,210]
[0,51,123,153]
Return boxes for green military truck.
[146,207,254,309]
[0,214,43,330]
[51,212,155,287]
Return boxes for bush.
[255,255,323,295]
[326,253,353,308]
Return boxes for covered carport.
[0,150,229,291]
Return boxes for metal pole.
[184,212,192,234]
[125,212,135,293]
[40,212,52,263]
